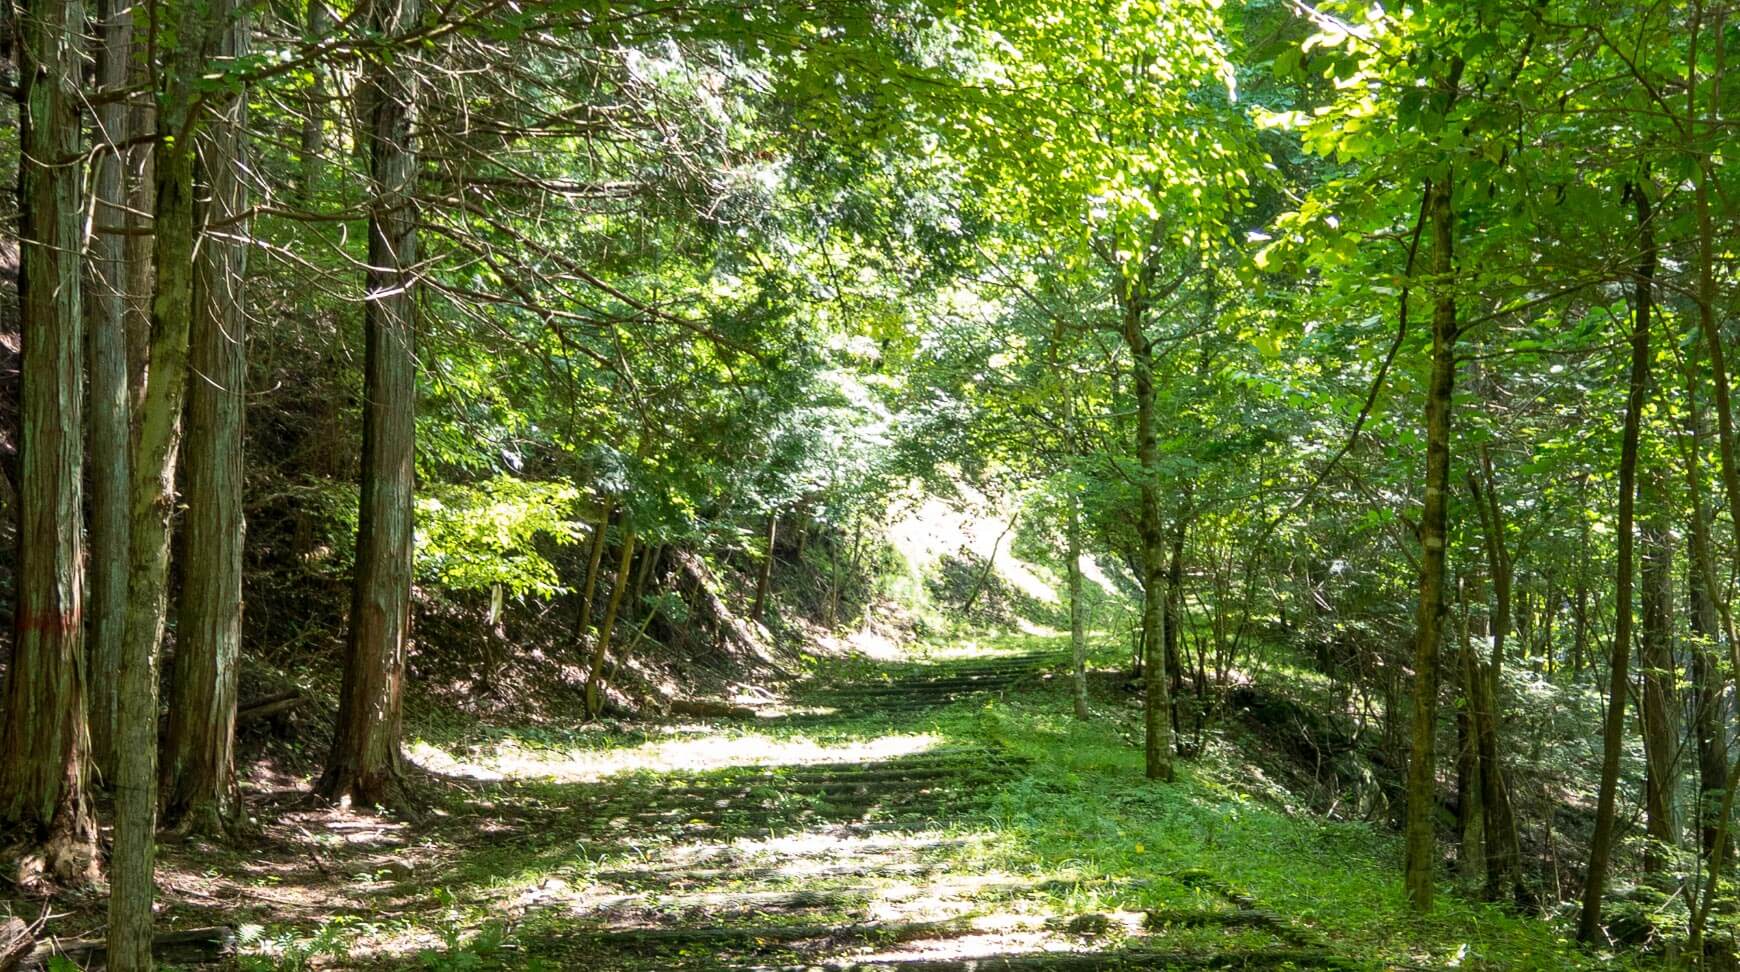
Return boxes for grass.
[204,626,1653,971]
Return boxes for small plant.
[235,918,359,972]
[413,888,514,971]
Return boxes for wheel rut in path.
[529,653,1359,971]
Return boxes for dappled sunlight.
[887,489,1070,621]
[176,633,1590,972]
[1078,554,1111,593]
[408,730,952,782]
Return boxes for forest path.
[503,649,1359,971]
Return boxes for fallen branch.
[23,925,234,968]
[0,915,36,972]
[237,690,304,725]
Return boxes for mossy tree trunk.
[1123,281,1172,783]
[112,0,240,957]
[586,527,638,717]
[1068,493,1089,721]
[1403,171,1459,913]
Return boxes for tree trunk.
[123,21,155,413]
[1573,475,1590,677]
[1684,367,1728,862]
[631,543,660,609]
[962,513,1017,614]
[1165,514,1186,725]
[585,527,638,717]
[1639,468,1679,872]
[752,515,777,623]
[112,0,227,955]
[1688,15,1740,950]
[1068,493,1090,720]
[297,0,331,203]
[1455,577,1485,885]
[1466,454,1522,903]
[163,5,250,837]
[0,0,98,886]
[1577,184,1654,944]
[1403,173,1458,912]
[85,0,133,783]
[827,527,842,627]
[1124,289,1172,782]
[320,0,423,810]
[573,511,610,645]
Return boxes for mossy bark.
[1126,287,1172,782]
[1403,172,1458,912]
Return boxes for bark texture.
[1068,495,1090,721]
[321,0,423,809]
[85,0,133,782]
[1403,174,1457,912]
[111,0,236,959]
[0,0,98,886]
[1125,288,1172,782]
[164,3,251,836]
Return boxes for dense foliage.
[2,0,1740,966]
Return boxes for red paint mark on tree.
[16,609,81,635]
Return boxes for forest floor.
[46,633,1625,971]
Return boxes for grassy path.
[453,649,1357,971]
[172,635,1614,970]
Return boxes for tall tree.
[0,0,97,886]
[1466,452,1522,902]
[111,0,250,959]
[85,0,133,782]
[1578,184,1655,943]
[1682,360,1727,861]
[1125,261,1176,783]
[1068,488,1090,721]
[1638,465,1679,872]
[163,0,251,836]
[1402,169,1460,913]
[322,0,424,808]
